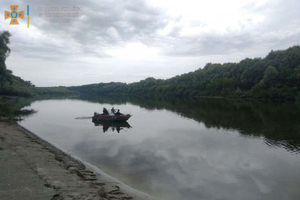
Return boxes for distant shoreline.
[0,119,157,200]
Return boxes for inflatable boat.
[92,112,132,122]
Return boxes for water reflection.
[32,95,300,153]
[17,96,300,200]
[128,98,300,153]
[0,97,35,118]
[92,120,132,133]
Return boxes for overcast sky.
[0,0,299,86]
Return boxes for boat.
[92,112,132,122]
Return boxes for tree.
[0,31,12,85]
[259,66,279,88]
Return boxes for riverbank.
[0,119,156,200]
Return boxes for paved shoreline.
[0,120,156,200]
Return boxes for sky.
[0,0,299,86]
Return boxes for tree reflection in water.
[128,97,300,153]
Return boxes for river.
[18,97,300,200]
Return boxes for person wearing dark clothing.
[111,107,116,114]
[115,109,121,115]
[103,108,109,115]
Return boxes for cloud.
[151,0,300,57]
[1,0,168,60]
[1,0,300,86]
[71,127,300,200]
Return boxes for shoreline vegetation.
[0,31,300,104]
[0,119,156,200]
[67,46,300,103]
[0,29,300,199]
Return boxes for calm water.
[18,97,300,200]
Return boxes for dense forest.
[69,46,300,102]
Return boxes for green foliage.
[0,30,75,98]
[0,96,33,117]
[259,66,279,88]
[68,82,128,96]
[70,46,300,102]
[0,30,35,97]
[1,29,300,102]
[296,92,300,108]
[0,30,12,85]
[34,86,77,95]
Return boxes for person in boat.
[103,108,109,115]
[115,109,121,115]
[111,107,116,114]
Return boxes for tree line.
[69,46,300,102]
[1,30,300,102]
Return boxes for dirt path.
[0,120,156,200]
